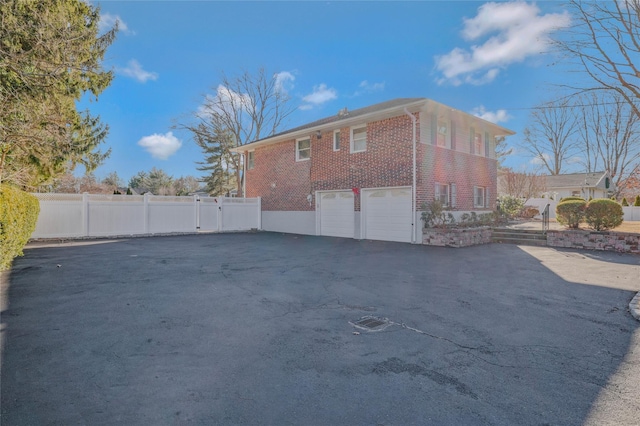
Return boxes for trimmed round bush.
[584,199,623,231]
[556,199,586,229]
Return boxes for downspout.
[242,152,246,198]
[404,108,417,244]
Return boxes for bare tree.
[576,91,640,194]
[178,68,296,195]
[521,98,580,175]
[498,168,547,201]
[559,1,640,118]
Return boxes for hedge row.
[0,185,40,271]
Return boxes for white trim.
[296,137,311,162]
[333,130,341,151]
[350,125,367,153]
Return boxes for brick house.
[232,98,515,243]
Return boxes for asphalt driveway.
[1,233,639,425]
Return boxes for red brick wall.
[244,112,497,212]
[416,144,497,211]
[245,141,312,211]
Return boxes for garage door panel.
[319,191,354,238]
[363,187,412,243]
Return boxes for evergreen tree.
[0,0,117,189]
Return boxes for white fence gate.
[525,198,640,221]
[31,193,261,239]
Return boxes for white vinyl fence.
[31,193,261,239]
[525,198,640,221]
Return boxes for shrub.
[556,199,586,229]
[0,185,40,271]
[584,199,623,231]
[621,197,629,206]
[497,195,524,219]
[635,195,640,206]
[421,200,454,228]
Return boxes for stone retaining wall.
[547,230,640,254]
[423,227,492,248]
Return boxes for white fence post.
[144,193,150,234]
[195,195,200,231]
[82,192,89,237]
[218,197,223,232]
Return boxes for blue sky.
[86,0,577,184]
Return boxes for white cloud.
[355,80,385,96]
[138,132,182,160]
[274,71,295,94]
[302,84,337,108]
[99,13,134,35]
[435,1,570,86]
[471,105,512,123]
[118,59,158,83]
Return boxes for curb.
[630,292,640,321]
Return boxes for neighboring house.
[232,98,515,243]
[543,172,615,200]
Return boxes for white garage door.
[362,187,413,243]
[319,191,354,238]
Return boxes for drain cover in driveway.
[352,316,389,331]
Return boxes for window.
[435,183,450,207]
[296,138,311,161]
[247,151,254,170]
[437,120,448,147]
[351,126,367,152]
[333,130,341,151]
[435,183,456,207]
[474,186,487,208]
[474,132,483,155]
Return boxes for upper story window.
[437,120,448,147]
[351,125,367,153]
[333,130,341,151]
[296,138,311,161]
[474,132,483,155]
[247,151,255,170]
